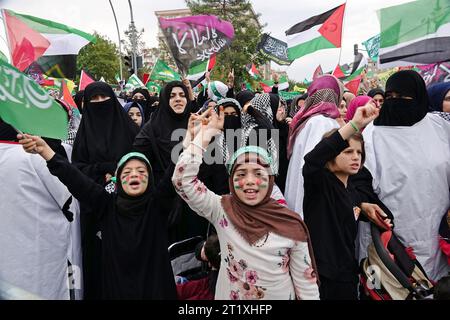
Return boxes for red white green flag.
[286,4,345,61]
[1,9,95,79]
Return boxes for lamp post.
[128,0,138,74]
[108,0,123,80]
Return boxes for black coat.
[47,153,177,300]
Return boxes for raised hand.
[17,134,55,161]
[351,100,379,130]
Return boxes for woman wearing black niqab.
[73,82,140,184]
[374,70,429,127]
[132,88,158,122]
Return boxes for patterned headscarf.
[287,75,342,158]
[240,93,278,174]
[216,98,242,164]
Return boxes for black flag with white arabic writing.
[158,15,235,75]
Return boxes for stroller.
[168,236,206,281]
[360,224,434,300]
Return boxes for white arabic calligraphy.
[0,65,53,109]
[172,26,219,54]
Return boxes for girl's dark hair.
[204,234,221,270]
[322,128,365,166]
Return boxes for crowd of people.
[0,69,449,300]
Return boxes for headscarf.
[55,99,80,146]
[123,101,145,128]
[367,88,385,99]
[73,90,84,113]
[289,93,308,118]
[144,81,194,169]
[72,82,140,178]
[132,88,158,122]
[374,70,429,127]
[427,82,450,112]
[216,98,242,164]
[345,95,372,122]
[221,147,318,275]
[240,93,278,174]
[114,152,154,216]
[287,74,342,158]
[235,90,255,108]
[208,81,228,101]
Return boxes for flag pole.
[337,1,348,65]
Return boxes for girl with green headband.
[172,108,320,300]
[18,134,177,300]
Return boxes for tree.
[186,0,268,86]
[77,32,121,83]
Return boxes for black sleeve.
[73,160,116,183]
[152,162,177,200]
[226,87,234,98]
[47,153,110,215]
[350,167,395,222]
[303,130,349,179]
[196,88,208,109]
[271,86,279,94]
[133,121,154,163]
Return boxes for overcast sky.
[0,0,414,81]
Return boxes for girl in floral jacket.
[172,108,320,300]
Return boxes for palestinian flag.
[261,75,289,92]
[379,0,450,68]
[247,63,262,80]
[259,81,272,93]
[312,64,324,80]
[79,69,95,91]
[332,64,347,79]
[285,4,345,61]
[1,9,95,79]
[142,73,150,85]
[187,55,216,81]
[150,59,181,82]
[59,79,77,110]
[346,53,368,80]
[344,76,361,96]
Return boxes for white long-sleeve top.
[172,145,320,300]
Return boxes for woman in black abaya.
[72,81,140,299]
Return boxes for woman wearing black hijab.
[134,81,199,242]
[267,93,290,193]
[72,81,140,299]
[19,134,177,299]
[132,88,158,123]
[374,70,428,127]
[133,81,193,183]
[73,90,84,113]
[73,82,140,184]
[367,88,385,108]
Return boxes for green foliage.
[77,32,121,83]
[185,0,268,86]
